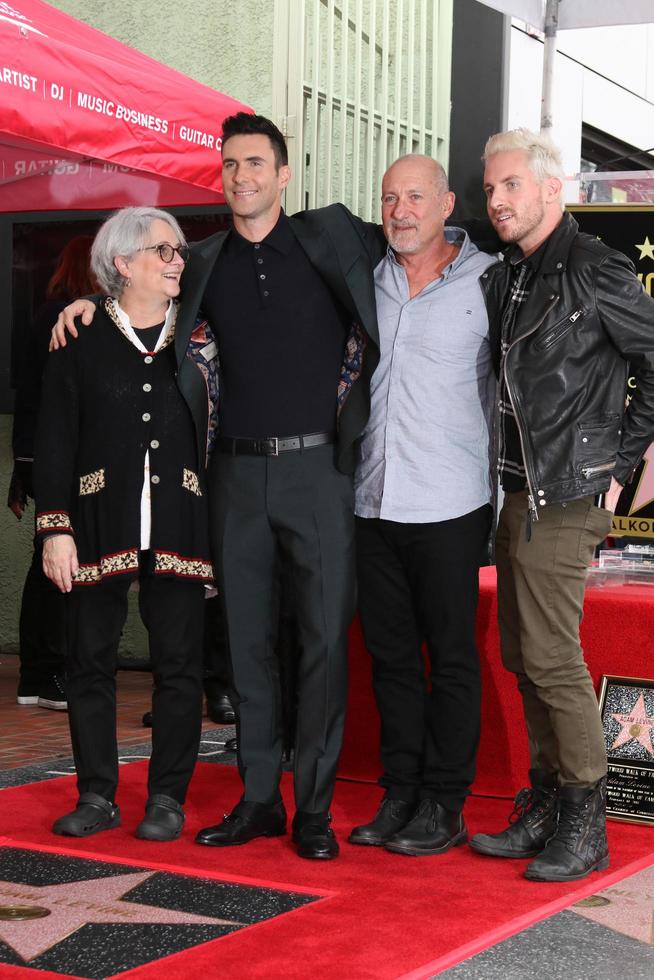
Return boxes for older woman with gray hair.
[34,206,214,842]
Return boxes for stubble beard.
[387,226,421,255]
[495,199,545,247]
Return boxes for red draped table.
[339,566,654,798]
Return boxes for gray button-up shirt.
[354,228,497,523]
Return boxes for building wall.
[50,0,275,116]
[506,22,654,185]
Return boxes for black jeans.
[18,545,67,686]
[356,504,492,812]
[66,564,205,804]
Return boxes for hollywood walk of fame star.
[610,693,654,755]
[573,864,654,946]
[0,871,243,961]
[635,236,654,261]
[629,443,654,515]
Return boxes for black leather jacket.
[480,212,654,512]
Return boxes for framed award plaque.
[598,675,654,825]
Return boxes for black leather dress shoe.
[195,799,287,846]
[385,799,467,856]
[142,711,153,728]
[53,792,121,837]
[136,794,185,841]
[206,693,235,725]
[349,798,414,846]
[292,812,339,860]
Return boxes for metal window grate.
[273,0,453,219]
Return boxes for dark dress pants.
[19,544,67,687]
[356,504,492,813]
[66,566,205,803]
[209,445,355,815]
[203,594,232,693]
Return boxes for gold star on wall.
[635,237,654,261]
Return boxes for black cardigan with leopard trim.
[34,303,213,585]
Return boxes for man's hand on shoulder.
[49,299,98,351]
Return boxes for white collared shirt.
[112,299,176,549]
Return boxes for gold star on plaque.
[635,236,654,261]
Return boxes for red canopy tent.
[0,0,251,211]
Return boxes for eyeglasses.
[141,243,190,263]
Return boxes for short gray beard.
[387,227,420,254]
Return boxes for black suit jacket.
[174,204,385,475]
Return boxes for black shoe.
[349,797,414,846]
[469,770,559,859]
[224,735,238,752]
[53,792,121,837]
[206,692,235,724]
[17,678,40,705]
[195,799,287,846]
[136,794,185,841]
[293,812,339,860]
[142,711,153,728]
[38,674,67,711]
[385,799,467,856]
[525,778,609,882]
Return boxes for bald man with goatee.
[349,156,498,856]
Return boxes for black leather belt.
[217,431,334,457]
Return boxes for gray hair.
[91,206,186,296]
[482,128,565,206]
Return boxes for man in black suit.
[55,114,382,859]
[180,114,382,860]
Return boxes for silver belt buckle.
[270,437,279,456]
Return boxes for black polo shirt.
[201,212,348,438]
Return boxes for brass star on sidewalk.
[635,236,654,261]
[0,871,243,961]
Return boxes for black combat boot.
[469,769,558,858]
[524,777,609,882]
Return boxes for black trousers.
[356,505,492,812]
[209,444,355,814]
[66,565,205,804]
[18,545,67,686]
[203,594,232,693]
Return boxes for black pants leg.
[139,574,205,803]
[18,546,67,687]
[66,571,204,803]
[66,580,128,801]
[356,505,491,812]
[202,594,232,694]
[356,518,425,804]
[210,445,355,814]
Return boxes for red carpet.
[1,762,653,979]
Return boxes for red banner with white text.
[0,0,251,210]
